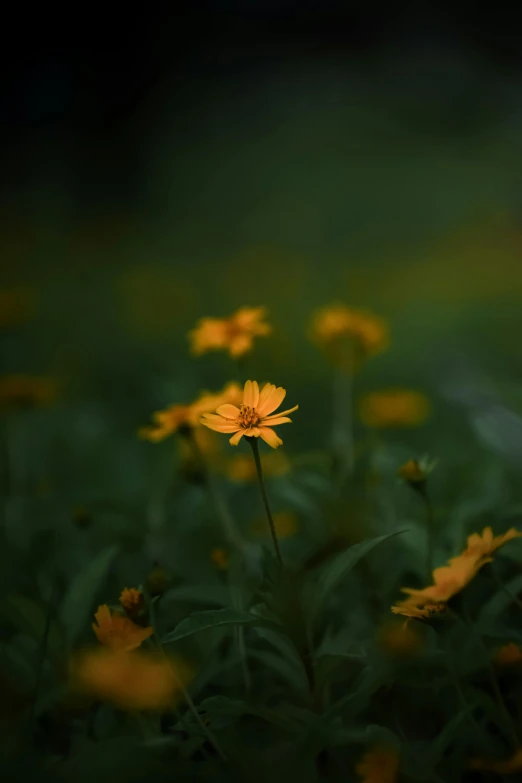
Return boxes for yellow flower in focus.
[377,620,424,657]
[252,512,297,539]
[310,304,388,369]
[359,389,431,428]
[226,451,291,482]
[454,526,522,563]
[139,382,243,442]
[70,647,192,711]
[0,288,35,330]
[119,588,145,617]
[470,748,522,775]
[356,745,399,783]
[92,605,153,652]
[211,548,229,570]
[189,306,271,359]
[0,375,58,410]
[495,643,522,667]
[201,380,298,449]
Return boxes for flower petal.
[267,404,299,418]
[216,404,241,420]
[256,383,276,414]
[243,380,259,408]
[229,335,252,358]
[260,416,292,426]
[256,385,286,416]
[230,430,245,446]
[201,414,240,433]
[259,427,283,449]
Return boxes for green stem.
[459,609,519,749]
[248,437,283,566]
[230,584,251,697]
[421,490,435,580]
[29,579,58,732]
[147,591,226,761]
[188,429,245,552]
[489,565,522,613]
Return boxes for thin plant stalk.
[147,590,226,761]
[459,609,519,749]
[248,437,282,566]
[187,428,245,552]
[29,578,58,732]
[421,490,435,581]
[231,584,251,698]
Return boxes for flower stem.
[459,608,519,749]
[187,429,245,553]
[147,590,227,761]
[248,437,283,566]
[421,490,435,581]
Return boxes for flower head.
[0,375,58,410]
[495,643,522,667]
[119,588,145,618]
[189,306,271,359]
[391,601,446,626]
[211,548,229,570]
[398,456,436,487]
[70,647,192,711]
[356,745,399,783]
[400,554,487,607]
[359,389,431,428]
[310,304,388,369]
[92,605,153,652]
[470,748,522,775]
[201,380,298,449]
[455,526,522,563]
[139,382,242,442]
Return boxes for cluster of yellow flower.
[70,590,191,711]
[392,527,522,623]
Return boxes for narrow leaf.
[162,608,261,644]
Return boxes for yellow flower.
[356,745,399,783]
[70,647,192,711]
[0,288,35,330]
[251,511,297,539]
[397,457,436,485]
[0,375,58,409]
[211,548,229,570]
[495,643,522,667]
[139,382,242,442]
[119,588,145,617]
[454,527,522,563]
[377,621,424,657]
[92,605,153,652]
[201,380,298,449]
[400,554,488,607]
[359,389,431,428]
[227,451,291,482]
[391,601,446,626]
[189,306,271,359]
[470,748,522,775]
[310,304,388,369]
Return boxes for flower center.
[238,405,260,429]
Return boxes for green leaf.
[60,545,119,647]
[200,695,307,734]
[305,531,405,623]
[162,608,263,644]
[479,573,522,620]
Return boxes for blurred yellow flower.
[377,620,424,657]
[454,527,522,563]
[0,375,58,410]
[189,306,271,359]
[397,457,436,486]
[0,288,35,330]
[201,380,298,449]
[119,588,145,617]
[359,389,431,428]
[139,382,242,442]
[495,643,522,667]
[310,304,388,369]
[92,605,153,652]
[70,647,192,711]
[251,511,297,539]
[211,548,229,570]
[356,745,399,783]
[226,451,291,482]
[470,748,522,775]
